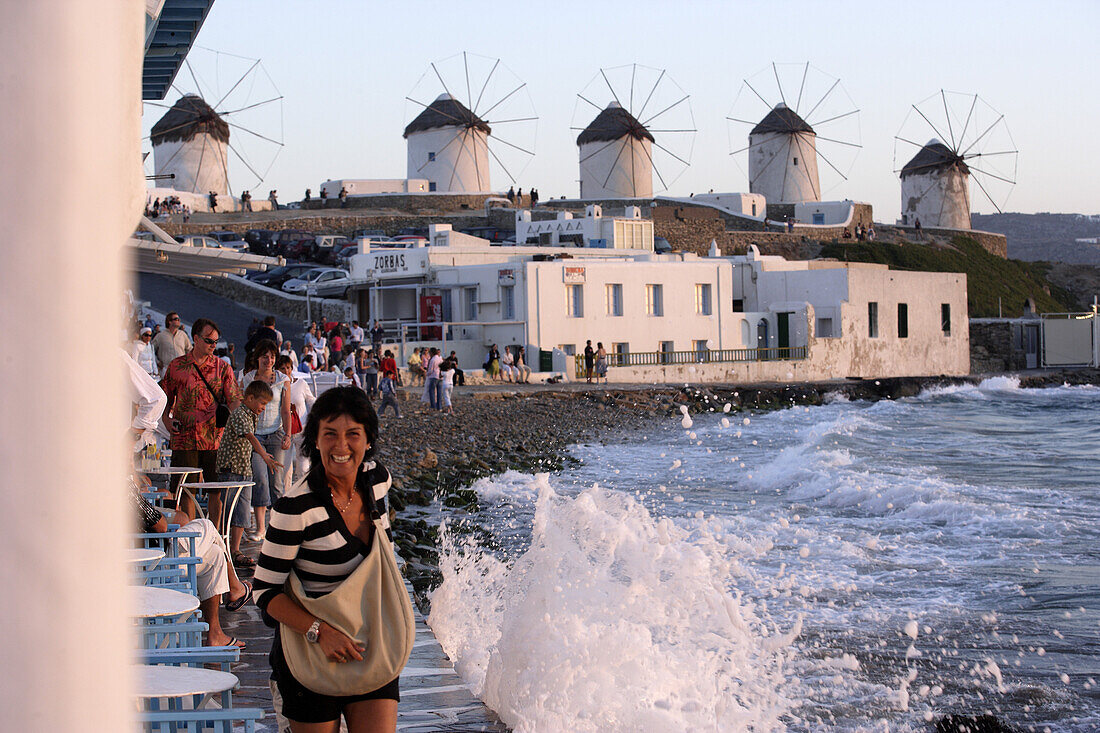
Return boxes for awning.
[127,238,279,277]
[143,0,216,101]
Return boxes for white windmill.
[572,64,696,199]
[404,52,537,194]
[727,63,861,204]
[894,91,1018,230]
[142,48,284,200]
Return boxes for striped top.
[254,460,392,622]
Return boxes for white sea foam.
[429,482,810,732]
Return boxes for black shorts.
[271,634,400,724]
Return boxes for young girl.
[440,358,455,415]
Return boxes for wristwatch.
[305,620,321,643]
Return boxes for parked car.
[310,234,349,263]
[272,229,313,258]
[249,263,318,289]
[396,227,427,237]
[244,229,277,256]
[282,267,350,298]
[392,235,428,247]
[332,242,362,267]
[351,228,386,240]
[207,230,247,250]
[458,226,511,243]
[174,234,221,248]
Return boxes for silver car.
[282,267,350,297]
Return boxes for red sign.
[419,295,442,340]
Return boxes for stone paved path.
[221,543,506,732]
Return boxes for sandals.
[225,581,253,612]
[232,553,256,568]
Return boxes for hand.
[263,453,284,471]
[281,434,292,451]
[318,623,365,663]
[167,418,182,435]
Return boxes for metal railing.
[574,345,807,372]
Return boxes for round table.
[183,480,254,544]
[132,586,199,620]
[125,548,165,567]
[133,664,239,698]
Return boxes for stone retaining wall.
[301,193,500,214]
[889,225,1007,258]
[181,274,352,325]
[159,214,490,239]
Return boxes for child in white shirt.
[440,362,455,414]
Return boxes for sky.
[145,0,1100,221]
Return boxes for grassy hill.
[818,236,1082,318]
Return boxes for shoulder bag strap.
[192,362,224,405]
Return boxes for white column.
[0,2,142,730]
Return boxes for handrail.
[574,345,807,371]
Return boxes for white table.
[125,548,165,568]
[183,480,254,544]
[132,586,199,620]
[133,664,239,699]
[142,466,204,513]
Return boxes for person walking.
[277,354,315,487]
[440,358,455,415]
[160,317,241,528]
[241,340,292,548]
[152,312,192,376]
[363,349,379,399]
[583,340,595,383]
[424,348,443,410]
[377,371,400,419]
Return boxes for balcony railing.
[574,345,807,372]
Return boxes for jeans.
[220,471,252,528]
[379,392,400,417]
[425,376,442,410]
[364,372,378,398]
[251,430,287,508]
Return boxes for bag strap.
[192,362,224,405]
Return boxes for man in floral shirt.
[160,317,242,528]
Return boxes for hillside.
[818,235,1082,318]
[972,212,1100,263]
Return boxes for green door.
[777,312,790,350]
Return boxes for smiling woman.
[252,386,413,732]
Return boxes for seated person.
[131,478,253,648]
[407,348,426,385]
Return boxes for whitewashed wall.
[153,134,229,195]
[578,137,654,199]
[749,131,821,203]
[406,126,490,193]
[901,168,971,230]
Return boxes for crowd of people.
[126,309,411,731]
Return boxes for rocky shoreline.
[377,369,1100,609]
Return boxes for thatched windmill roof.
[403,94,491,138]
[751,103,814,135]
[577,103,655,145]
[901,140,970,178]
[150,94,229,146]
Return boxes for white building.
[577,102,654,199]
[515,205,654,249]
[150,94,229,196]
[404,94,491,193]
[899,139,971,230]
[320,179,430,197]
[749,103,821,204]
[345,232,969,383]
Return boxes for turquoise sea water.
[429,378,1100,732]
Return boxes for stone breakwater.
[379,370,1100,609]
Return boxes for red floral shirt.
[160,354,242,451]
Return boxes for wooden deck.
[222,552,506,732]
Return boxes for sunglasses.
[200,336,218,345]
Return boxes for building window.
[897,303,908,339]
[606,283,623,317]
[816,317,834,338]
[612,342,629,365]
[440,289,453,322]
[694,339,710,362]
[560,344,575,356]
[464,287,478,321]
[868,302,879,338]
[428,182,437,192]
[941,304,951,336]
[660,340,674,364]
[793,157,799,166]
[566,284,584,318]
[502,285,515,321]
[732,298,744,313]
[694,283,712,315]
[427,152,436,162]
[646,284,663,317]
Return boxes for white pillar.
[0,2,142,730]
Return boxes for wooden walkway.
[222,549,507,732]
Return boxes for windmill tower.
[894,91,1018,230]
[899,140,971,229]
[748,103,820,203]
[150,94,230,195]
[577,102,654,199]
[728,63,861,205]
[404,94,492,193]
[572,64,696,200]
[404,52,538,195]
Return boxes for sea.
[427,377,1100,732]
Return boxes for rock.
[418,448,438,469]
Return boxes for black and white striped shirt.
[254,460,392,621]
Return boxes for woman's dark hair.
[274,354,294,372]
[302,386,379,480]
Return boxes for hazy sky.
[147,0,1099,220]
